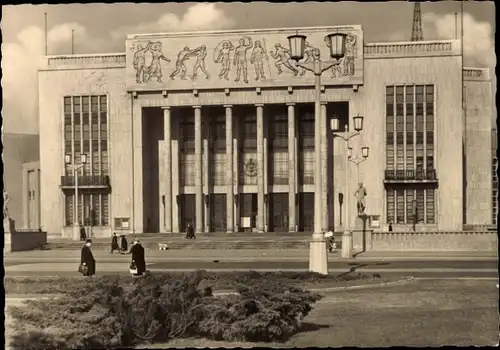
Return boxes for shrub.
[9,271,323,349]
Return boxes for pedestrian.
[129,240,146,276]
[80,239,96,277]
[186,224,196,239]
[79,224,87,241]
[120,235,128,252]
[388,221,393,232]
[110,232,119,254]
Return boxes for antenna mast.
[411,2,424,41]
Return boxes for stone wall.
[5,231,47,252]
[370,231,497,251]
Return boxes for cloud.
[1,22,102,134]
[111,3,234,40]
[423,11,495,68]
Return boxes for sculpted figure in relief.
[144,42,171,83]
[270,43,298,76]
[250,40,267,81]
[214,41,235,81]
[233,37,253,83]
[191,45,210,80]
[170,46,199,80]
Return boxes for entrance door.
[27,170,36,229]
[179,194,196,232]
[240,193,257,232]
[210,194,227,232]
[269,193,288,232]
[298,192,314,231]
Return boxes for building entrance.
[298,192,314,231]
[210,194,227,232]
[240,193,257,232]
[269,193,288,232]
[179,194,196,233]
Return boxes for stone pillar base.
[341,231,353,259]
[309,233,328,275]
[4,217,15,233]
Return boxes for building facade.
[37,25,494,237]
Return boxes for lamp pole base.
[309,232,328,275]
[73,224,80,241]
[341,230,353,259]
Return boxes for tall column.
[321,103,328,231]
[225,105,234,233]
[256,104,265,232]
[233,115,240,232]
[313,74,322,234]
[203,115,210,232]
[171,115,180,233]
[163,107,172,233]
[287,103,297,232]
[194,106,203,234]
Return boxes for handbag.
[129,261,138,275]
[78,263,88,275]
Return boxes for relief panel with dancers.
[126,26,363,90]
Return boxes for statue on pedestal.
[4,190,11,219]
[354,182,367,216]
[4,189,15,233]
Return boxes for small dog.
[158,243,169,250]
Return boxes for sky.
[1,1,496,135]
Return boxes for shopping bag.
[78,263,88,275]
[129,261,138,275]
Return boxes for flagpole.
[72,29,75,54]
[44,12,48,56]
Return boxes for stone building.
[37,25,494,237]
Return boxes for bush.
[9,271,323,349]
[5,270,374,296]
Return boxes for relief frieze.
[126,26,363,91]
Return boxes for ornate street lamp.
[330,114,368,259]
[65,153,87,241]
[288,30,347,275]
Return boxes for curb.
[211,277,416,296]
[308,276,415,292]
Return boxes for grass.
[142,279,499,348]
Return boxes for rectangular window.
[386,189,395,223]
[101,194,109,226]
[426,189,435,224]
[385,85,436,226]
[396,189,405,224]
[406,189,414,223]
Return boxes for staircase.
[44,232,343,250]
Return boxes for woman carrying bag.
[79,239,96,276]
[128,240,146,276]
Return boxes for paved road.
[5,260,498,278]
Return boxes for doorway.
[179,194,196,232]
[269,193,288,232]
[298,192,314,231]
[210,194,227,232]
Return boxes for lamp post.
[65,153,87,241]
[330,114,364,259]
[347,145,370,184]
[288,31,347,274]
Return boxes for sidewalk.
[4,249,497,263]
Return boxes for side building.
[37,26,494,237]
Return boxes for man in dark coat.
[79,224,87,241]
[186,224,196,239]
[130,240,146,276]
[80,239,96,276]
[120,235,128,252]
[110,232,119,253]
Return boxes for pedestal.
[341,230,353,259]
[4,217,15,233]
[352,215,372,253]
[73,224,80,241]
[309,233,328,275]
